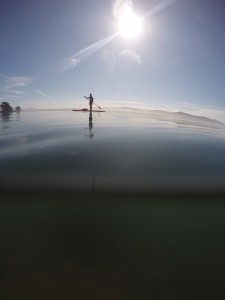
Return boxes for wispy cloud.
[6,89,27,95]
[0,73,35,90]
[0,73,10,80]
[36,89,56,101]
[4,76,35,90]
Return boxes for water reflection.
[89,112,94,139]
[15,111,21,122]
[0,112,13,129]
[1,110,225,192]
[86,112,95,192]
[0,111,21,129]
[84,112,94,139]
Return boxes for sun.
[118,6,143,39]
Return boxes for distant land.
[113,107,225,130]
[21,106,225,130]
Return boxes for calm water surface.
[1,109,225,191]
[1,110,225,300]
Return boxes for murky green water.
[1,110,225,299]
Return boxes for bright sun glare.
[118,6,143,39]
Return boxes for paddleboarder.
[85,93,94,112]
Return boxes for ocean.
[1,109,225,299]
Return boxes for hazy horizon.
[10,103,225,124]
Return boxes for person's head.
[90,93,92,97]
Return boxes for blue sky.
[0,0,225,113]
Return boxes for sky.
[0,0,225,116]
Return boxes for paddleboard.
[72,109,105,112]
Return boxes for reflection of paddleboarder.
[84,93,94,112]
[89,112,93,130]
[83,111,94,139]
[89,112,94,139]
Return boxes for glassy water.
[1,109,225,192]
[1,110,225,300]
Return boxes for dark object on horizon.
[0,102,13,113]
[15,106,21,112]
[0,102,21,113]
[72,109,105,112]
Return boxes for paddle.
[84,96,102,110]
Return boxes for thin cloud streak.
[0,73,10,80]
[0,75,35,90]
[0,74,30,100]
[36,89,57,101]
[7,90,27,95]
[4,76,35,90]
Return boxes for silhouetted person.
[85,93,94,112]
